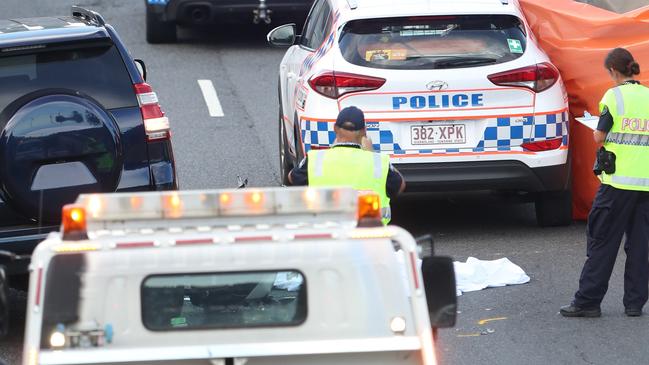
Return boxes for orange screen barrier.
[518,0,649,219]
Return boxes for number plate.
[410,124,466,145]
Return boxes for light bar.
[75,187,357,222]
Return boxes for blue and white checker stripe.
[366,122,403,152]
[301,120,336,151]
[299,111,569,154]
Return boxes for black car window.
[0,45,136,112]
[141,270,307,331]
[339,15,527,70]
[300,0,327,49]
[309,0,332,49]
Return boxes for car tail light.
[134,83,170,141]
[309,71,385,99]
[488,62,559,93]
[521,138,563,152]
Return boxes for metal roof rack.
[347,0,358,10]
[71,6,106,26]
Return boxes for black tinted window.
[142,271,307,331]
[339,15,527,70]
[301,0,330,49]
[0,45,136,111]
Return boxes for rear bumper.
[395,160,570,193]
[156,0,312,23]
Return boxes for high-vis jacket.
[599,84,649,192]
[307,147,391,224]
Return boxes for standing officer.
[288,106,406,224]
[561,48,649,318]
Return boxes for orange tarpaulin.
[518,0,649,219]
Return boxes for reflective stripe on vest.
[610,175,649,187]
[312,150,326,177]
[606,132,649,146]
[373,152,382,179]
[612,87,625,115]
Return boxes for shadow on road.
[391,192,540,236]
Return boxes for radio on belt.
[23,187,456,365]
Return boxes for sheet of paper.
[575,116,599,130]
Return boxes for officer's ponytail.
[605,48,640,77]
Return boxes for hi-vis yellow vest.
[307,147,392,224]
[599,84,649,192]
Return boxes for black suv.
[0,7,177,290]
[145,0,314,43]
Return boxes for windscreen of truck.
[142,270,307,331]
[339,15,527,70]
[0,42,137,113]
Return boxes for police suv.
[269,0,572,226]
[23,187,456,365]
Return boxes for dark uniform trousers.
[574,184,649,309]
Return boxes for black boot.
[560,303,601,318]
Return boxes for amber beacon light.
[61,204,88,240]
[357,192,382,227]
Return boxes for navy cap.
[335,106,365,131]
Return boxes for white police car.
[268,0,572,226]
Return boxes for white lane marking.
[197,80,225,117]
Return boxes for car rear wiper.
[432,56,498,68]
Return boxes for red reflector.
[175,238,214,245]
[521,138,563,152]
[234,236,273,243]
[409,252,420,290]
[34,267,43,307]
[309,145,330,150]
[294,233,333,240]
[134,83,153,94]
[309,71,386,99]
[141,104,164,120]
[116,241,155,249]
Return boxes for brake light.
[521,138,563,152]
[134,83,170,141]
[488,62,559,92]
[309,71,385,99]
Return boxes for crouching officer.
[561,48,649,318]
[288,106,406,224]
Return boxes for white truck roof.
[23,187,456,365]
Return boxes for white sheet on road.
[454,257,530,296]
[272,255,530,296]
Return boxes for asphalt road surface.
[1,1,648,364]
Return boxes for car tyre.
[279,107,293,186]
[535,189,572,227]
[146,7,177,44]
[0,267,8,338]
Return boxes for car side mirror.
[421,256,457,328]
[267,24,297,47]
[134,59,147,81]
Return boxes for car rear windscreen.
[142,271,307,331]
[0,44,136,112]
[339,15,527,70]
